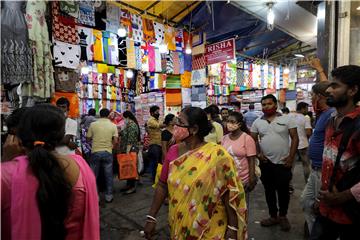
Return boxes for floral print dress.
[167,142,247,240]
[22,0,54,100]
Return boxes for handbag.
[329,116,360,223]
[117,152,138,180]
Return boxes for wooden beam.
[140,1,161,15]
[169,1,200,21]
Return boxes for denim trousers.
[300,168,322,233]
[90,151,113,199]
[148,144,162,181]
[260,161,292,217]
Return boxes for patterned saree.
[167,142,247,240]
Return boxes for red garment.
[320,107,360,224]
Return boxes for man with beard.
[147,105,165,182]
[310,65,360,239]
[251,94,299,232]
[300,82,335,235]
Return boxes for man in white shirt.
[55,97,78,155]
[251,94,299,232]
[289,102,312,183]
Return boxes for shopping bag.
[117,152,138,180]
[137,148,144,174]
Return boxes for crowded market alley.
[1,1,360,240]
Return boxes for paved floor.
[100,161,308,240]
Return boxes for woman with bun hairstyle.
[144,107,247,240]
[1,104,99,240]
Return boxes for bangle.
[146,219,157,224]
[227,225,238,232]
[146,215,157,222]
[228,238,236,240]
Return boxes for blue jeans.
[90,151,113,200]
[148,144,162,182]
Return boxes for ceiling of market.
[113,0,319,61]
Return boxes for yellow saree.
[167,142,247,240]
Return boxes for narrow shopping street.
[100,161,306,240]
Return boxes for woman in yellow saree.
[144,107,247,240]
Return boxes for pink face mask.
[173,125,190,142]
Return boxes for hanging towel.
[118,36,127,67]
[135,45,142,70]
[54,67,79,93]
[179,52,185,74]
[141,43,149,72]
[106,4,120,33]
[142,18,155,43]
[120,9,132,38]
[166,75,181,89]
[102,31,110,64]
[78,1,95,27]
[52,1,79,44]
[155,48,162,72]
[181,71,192,88]
[127,39,136,69]
[165,89,182,106]
[53,40,81,69]
[165,25,176,51]
[166,52,174,74]
[184,52,192,71]
[175,29,184,52]
[131,14,143,43]
[172,51,180,75]
[153,21,165,46]
[108,32,119,65]
[148,45,155,72]
[93,29,104,62]
[77,26,93,61]
[191,68,206,86]
[192,54,206,70]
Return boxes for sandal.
[260,217,279,227]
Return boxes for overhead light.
[81,66,90,74]
[117,25,127,37]
[283,67,290,74]
[294,53,305,58]
[185,41,192,55]
[159,41,168,54]
[357,6,360,11]
[267,2,275,31]
[317,7,325,20]
[126,69,134,79]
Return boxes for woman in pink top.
[1,104,99,240]
[221,111,257,192]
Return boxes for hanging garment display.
[181,71,192,88]
[131,13,143,43]
[92,29,104,62]
[165,89,182,106]
[220,62,226,85]
[1,1,33,86]
[165,25,176,51]
[53,40,81,69]
[94,1,106,30]
[153,21,165,46]
[166,52,174,74]
[154,48,162,72]
[52,1,79,44]
[166,75,181,89]
[191,85,207,101]
[135,44,142,70]
[175,29,184,52]
[179,52,185,74]
[136,71,144,95]
[171,52,180,75]
[191,68,206,86]
[226,61,237,85]
[87,83,93,98]
[102,31,110,64]
[120,9,132,38]
[127,39,136,69]
[108,32,119,65]
[161,53,167,73]
[51,92,80,118]
[59,1,79,18]
[54,68,78,93]
[148,45,155,72]
[77,26,93,61]
[184,52,192,72]
[142,18,155,43]
[118,36,127,67]
[192,54,206,70]
[23,0,55,99]
[78,1,95,26]
[141,43,149,72]
[106,3,120,33]
[181,88,191,107]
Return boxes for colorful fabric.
[77,26,93,61]
[51,92,80,118]
[148,45,155,72]
[142,18,155,43]
[165,143,247,239]
[165,89,182,106]
[92,29,103,62]
[175,29,184,52]
[108,32,119,65]
[192,54,206,70]
[165,25,176,51]
[106,4,120,33]
[78,1,95,26]
[166,75,181,89]
[118,36,127,67]
[52,1,79,44]
[172,51,180,75]
[135,45,142,70]
[155,48,162,72]
[141,43,149,72]
[60,1,79,18]
[126,39,136,69]
[153,21,165,46]
[131,13,143,43]
[184,52,192,71]
[191,68,206,86]
[191,85,207,101]
[54,68,78,93]
[181,71,192,88]
[179,52,185,74]
[102,31,110,64]
[120,9,132,38]
[53,40,81,69]
[166,52,174,74]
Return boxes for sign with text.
[205,38,235,65]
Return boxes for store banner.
[205,38,235,65]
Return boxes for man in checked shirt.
[310,65,360,239]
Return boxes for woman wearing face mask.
[144,107,247,240]
[221,112,257,194]
[119,111,140,194]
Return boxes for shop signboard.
[205,38,235,65]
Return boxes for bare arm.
[310,58,328,82]
[161,141,168,162]
[251,132,267,162]
[283,128,299,168]
[306,128,313,139]
[245,155,257,192]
